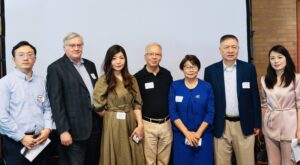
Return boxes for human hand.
[131,125,144,140]
[96,110,105,117]
[185,131,199,147]
[20,135,36,149]
[194,131,203,140]
[296,129,300,144]
[191,132,202,147]
[34,128,51,145]
[60,131,73,146]
[254,128,260,136]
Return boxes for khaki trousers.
[143,119,173,165]
[214,120,255,165]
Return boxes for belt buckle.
[144,116,169,124]
[158,119,164,124]
[160,117,167,123]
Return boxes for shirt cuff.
[14,131,25,142]
[44,121,53,130]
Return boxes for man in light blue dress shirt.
[0,41,53,165]
[204,34,261,165]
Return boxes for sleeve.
[42,79,54,130]
[93,76,108,112]
[204,67,211,83]
[295,74,300,109]
[250,64,262,128]
[169,82,180,121]
[46,65,70,135]
[204,84,215,125]
[132,77,142,110]
[260,76,268,112]
[0,79,24,141]
[168,71,173,82]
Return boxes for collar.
[223,61,237,72]
[70,58,84,66]
[13,68,34,81]
[142,65,162,76]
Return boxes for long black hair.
[265,45,295,89]
[102,44,135,96]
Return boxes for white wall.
[5,0,248,80]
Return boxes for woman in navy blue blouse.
[169,55,215,165]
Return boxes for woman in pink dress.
[261,45,300,165]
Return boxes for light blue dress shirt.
[0,69,53,141]
[71,58,94,105]
[223,61,239,116]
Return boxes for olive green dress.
[93,75,145,165]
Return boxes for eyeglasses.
[16,52,35,59]
[146,52,162,57]
[67,44,83,49]
[184,65,198,70]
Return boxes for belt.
[25,131,40,138]
[25,132,35,135]
[225,115,240,122]
[143,116,170,124]
[266,108,296,128]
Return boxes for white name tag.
[90,73,97,79]
[145,82,154,89]
[175,96,183,102]
[116,112,126,120]
[242,82,250,89]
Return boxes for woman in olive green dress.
[93,45,145,165]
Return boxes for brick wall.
[252,0,297,81]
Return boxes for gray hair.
[145,42,162,53]
[63,32,84,47]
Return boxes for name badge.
[242,82,250,89]
[37,95,45,103]
[116,112,126,120]
[91,73,97,79]
[145,82,154,89]
[175,96,183,102]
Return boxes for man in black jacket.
[47,32,102,165]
